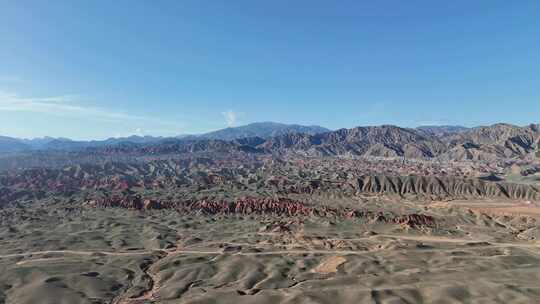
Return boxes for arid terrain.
[1,123,540,303]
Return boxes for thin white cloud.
[0,90,185,133]
[221,110,237,127]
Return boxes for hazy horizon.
[3,121,540,142]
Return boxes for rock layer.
[84,196,436,228]
[355,175,540,200]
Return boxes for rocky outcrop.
[3,159,540,204]
[85,196,437,229]
[85,197,175,210]
[355,175,540,200]
[260,125,446,158]
[521,166,540,176]
[86,197,316,216]
[392,214,436,228]
[441,123,540,160]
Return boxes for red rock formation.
[392,214,436,228]
[181,197,314,216]
[84,196,437,229]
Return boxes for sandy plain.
[1,196,540,304]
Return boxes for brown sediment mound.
[312,256,347,274]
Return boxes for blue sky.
[1,1,539,139]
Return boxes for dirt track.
[3,234,540,262]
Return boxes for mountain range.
[0,122,329,153]
[275,123,540,160]
[90,123,539,162]
[3,122,540,162]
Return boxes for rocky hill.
[260,125,446,158]
[355,175,540,200]
[260,123,540,160]
[441,123,540,161]
[2,158,539,206]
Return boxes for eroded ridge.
[85,196,437,229]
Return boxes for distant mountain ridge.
[416,125,469,137]
[97,123,540,161]
[259,125,447,158]
[258,123,540,160]
[196,122,330,140]
[2,122,540,162]
[0,135,167,153]
[0,136,31,153]
[0,122,330,153]
[441,123,540,161]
